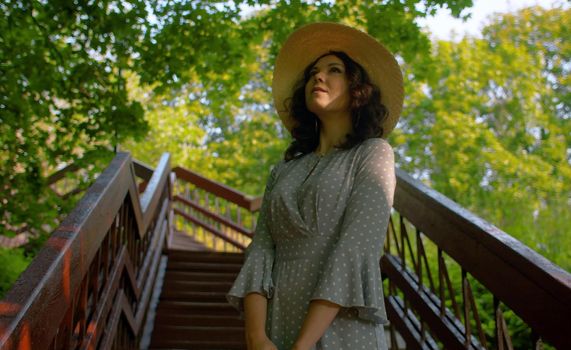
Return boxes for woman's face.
[304,54,351,118]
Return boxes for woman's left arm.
[292,299,341,350]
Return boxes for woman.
[227,22,403,350]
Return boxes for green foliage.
[123,0,476,194]
[0,247,31,299]
[1,0,147,235]
[2,0,474,299]
[2,0,478,233]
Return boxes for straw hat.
[272,22,404,138]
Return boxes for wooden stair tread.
[167,261,242,272]
[154,313,243,327]
[156,301,237,312]
[168,249,244,260]
[151,325,244,340]
[169,230,210,251]
[164,270,238,282]
[162,279,233,291]
[160,291,228,303]
[149,340,245,349]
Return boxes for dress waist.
[275,236,336,261]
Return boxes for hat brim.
[272,22,404,138]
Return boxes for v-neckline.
[312,146,342,158]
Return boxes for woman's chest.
[269,153,356,236]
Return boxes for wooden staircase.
[149,250,246,349]
[2,154,570,350]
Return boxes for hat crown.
[272,22,404,138]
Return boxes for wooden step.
[168,250,244,263]
[167,261,242,273]
[153,313,243,327]
[149,329,245,349]
[160,290,229,303]
[151,325,244,342]
[164,271,238,283]
[169,231,210,252]
[162,280,233,293]
[149,340,245,350]
[156,301,238,316]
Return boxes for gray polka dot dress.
[227,138,396,350]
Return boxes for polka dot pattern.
[227,138,396,349]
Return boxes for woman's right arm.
[244,292,276,350]
[226,162,283,350]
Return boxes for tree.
[123,0,476,193]
[1,0,476,295]
[0,0,270,236]
[393,5,571,270]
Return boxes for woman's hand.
[291,343,311,350]
[291,299,340,350]
[244,293,274,349]
[247,334,278,350]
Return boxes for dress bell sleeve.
[310,139,396,324]
[226,161,282,315]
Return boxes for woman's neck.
[315,112,353,155]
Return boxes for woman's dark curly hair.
[284,51,388,161]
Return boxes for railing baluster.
[494,296,502,350]
[466,277,487,348]
[399,215,406,270]
[462,269,471,347]
[416,228,422,291]
[438,249,445,318]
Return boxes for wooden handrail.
[133,159,155,182]
[173,194,253,238]
[0,152,172,349]
[46,163,80,185]
[384,168,571,349]
[394,169,571,295]
[1,156,157,249]
[173,166,261,212]
[171,166,261,251]
[173,208,246,250]
[140,154,171,231]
